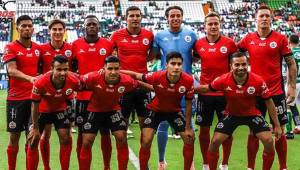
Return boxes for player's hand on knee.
[28,128,40,147]
[273,126,282,141]
[184,127,195,143]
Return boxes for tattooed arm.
[284,54,297,104]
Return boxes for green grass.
[1,90,300,169]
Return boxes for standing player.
[149,6,197,169]
[194,12,237,170]
[285,34,300,136]
[79,56,138,170]
[72,15,114,169]
[27,55,80,170]
[3,15,40,170]
[195,52,282,170]
[39,19,73,170]
[110,6,154,133]
[122,52,195,170]
[238,5,297,170]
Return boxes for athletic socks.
[222,136,233,165]
[157,121,169,162]
[27,147,39,170]
[183,143,194,170]
[60,137,72,170]
[79,147,92,170]
[262,150,275,170]
[247,134,259,169]
[116,143,129,170]
[40,138,50,170]
[275,135,287,170]
[199,127,210,164]
[7,145,19,170]
[207,150,219,170]
[139,147,150,170]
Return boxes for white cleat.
[190,161,195,170]
[247,168,253,170]
[219,164,228,170]
[127,129,133,134]
[203,164,210,170]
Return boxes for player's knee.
[261,136,274,147]
[82,138,93,149]
[210,137,222,148]
[9,133,21,146]
[59,135,71,145]
[141,137,152,148]
[115,135,127,145]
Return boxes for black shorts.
[75,100,89,126]
[82,110,127,134]
[215,115,270,136]
[120,88,150,119]
[143,110,186,133]
[7,100,31,132]
[66,100,75,122]
[37,111,70,133]
[256,94,288,125]
[196,95,226,126]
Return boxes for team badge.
[118,86,125,93]
[99,48,107,55]
[66,88,73,96]
[184,35,192,42]
[220,46,228,54]
[178,86,186,93]
[144,118,152,125]
[65,50,72,57]
[269,41,277,48]
[35,49,40,56]
[142,38,149,45]
[9,121,16,129]
[84,122,91,130]
[217,122,224,128]
[247,86,255,94]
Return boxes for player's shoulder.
[72,37,85,45]
[141,28,154,36]
[6,40,19,49]
[120,73,134,83]
[63,42,73,48]
[112,28,126,36]
[249,72,264,82]
[221,35,235,43]
[35,72,51,85]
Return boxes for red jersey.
[31,72,81,113]
[81,71,138,112]
[40,42,73,73]
[72,37,114,100]
[238,31,292,95]
[195,35,237,96]
[111,28,154,73]
[210,72,271,116]
[143,71,194,113]
[3,41,41,100]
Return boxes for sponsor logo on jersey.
[208,48,216,52]
[88,48,96,52]
[236,89,244,94]
[259,42,266,47]
[35,49,40,56]
[179,86,186,93]
[131,40,139,43]
[65,50,72,57]
[269,41,277,48]
[184,35,192,42]
[118,86,125,93]
[142,38,149,45]
[247,86,255,94]
[66,88,73,95]
[99,48,107,55]
[220,46,228,53]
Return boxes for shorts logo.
[99,48,107,55]
[9,121,16,129]
[64,119,70,124]
[179,86,186,93]
[142,38,149,45]
[35,49,40,56]
[119,121,126,127]
[144,118,152,125]
[118,86,125,93]
[84,122,91,130]
[76,116,83,124]
[65,50,72,57]
[174,118,184,126]
[196,115,202,123]
[269,41,277,48]
[220,46,228,54]
[247,86,255,94]
[217,122,224,129]
[184,35,192,43]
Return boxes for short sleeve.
[259,80,271,100]
[185,84,194,100]
[31,80,44,102]
[237,35,248,52]
[280,36,293,57]
[229,40,238,56]
[110,31,117,47]
[210,76,224,91]
[142,72,157,85]
[80,72,98,90]
[3,44,16,63]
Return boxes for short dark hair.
[166,51,183,63]
[51,55,69,67]
[16,15,32,26]
[289,34,299,45]
[256,5,273,16]
[48,19,66,29]
[230,52,248,63]
[105,56,120,64]
[126,6,141,18]
[165,6,183,18]
[84,15,99,22]
[204,12,221,23]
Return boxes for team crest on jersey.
[142,38,149,45]
[65,50,72,58]
[66,88,73,96]
[184,35,192,43]
[220,46,228,54]
[269,41,277,48]
[118,86,125,93]
[178,86,186,93]
[99,48,107,55]
[35,49,40,56]
[247,86,255,94]
[9,121,16,129]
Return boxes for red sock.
[25,143,29,170]
[183,143,194,170]
[275,135,287,170]
[116,143,129,170]
[263,150,275,170]
[199,127,210,164]
[79,147,92,170]
[247,134,259,169]
[7,145,19,170]
[60,137,72,170]
[76,134,83,163]
[101,134,112,169]
[207,150,219,170]
[222,136,233,165]
[27,148,39,170]
[40,139,50,170]
[139,147,150,170]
